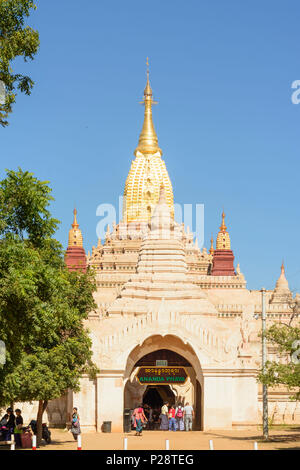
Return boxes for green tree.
[0,0,39,126]
[258,323,300,400]
[0,169,98,446]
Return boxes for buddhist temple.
[17,65,300,431]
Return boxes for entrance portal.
[124,341,203,430]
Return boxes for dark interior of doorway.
[143,385,175,408]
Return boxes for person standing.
[14,409,23,447]
[183,402,194,431]
[71,407,81,441]
[152,408,159,430]
[168,405,176,431]
[148,405,153,430]
[175,403,184,431]
[132,405,147,436]
[143,404,151,430]
[159,401,169,430]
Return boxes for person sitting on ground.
[4,408,15,442]
[0,414,8,441]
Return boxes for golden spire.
[134,58,162,156]
[72,208,79,229]
[68,208,83,247]
[209,234,214,255]
[123,63,174,223]
[220,210,227,232]
[216,210,231,250]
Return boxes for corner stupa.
[270,262,292,304]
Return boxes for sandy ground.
[9,426,299,451]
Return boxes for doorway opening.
[143,385,175,408]
[124,338,204,430]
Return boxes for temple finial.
[68,208,83,247]
[220,210,227,232]
[216,209,231,250]
[72,208,79,229]
[134,59,162,156]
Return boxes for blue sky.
[1,0,300,291]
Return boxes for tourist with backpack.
[175,403,184,431]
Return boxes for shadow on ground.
[205,429,300,445]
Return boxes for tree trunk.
[36,400,48,447]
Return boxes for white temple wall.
[231,375,258,427]
[72,376,97,432]
[202,374,233,429]
[96,372,124,432]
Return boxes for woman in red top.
[168,405,176,431]
[131,405,147,436]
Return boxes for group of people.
[131,402,194,435]
[0,406,77,447]
[159,402,194,432]
[0,407,24,447]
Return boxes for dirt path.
[31,427,300,450]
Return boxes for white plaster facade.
[63,190,299,432]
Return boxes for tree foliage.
[0,0,39,126]
[258,323,300,400]
[0,168,98,444]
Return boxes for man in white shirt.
[183,402,194,431]
[160,402,169,430]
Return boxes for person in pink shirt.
[131,405,147,436]
[168,405,176,431]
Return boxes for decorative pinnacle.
[134,59,161,156]
[216,209,231,250]
[72,208,79,228]
[220,210,227,232]
[68,208,83,247]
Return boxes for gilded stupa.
[65,209,87,272]
[123,59,174,224]
[211,210,235,276]
[68,208,83,247]
[216,211,231,250]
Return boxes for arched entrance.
[124,335,203,430]
[143,385,175,408]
